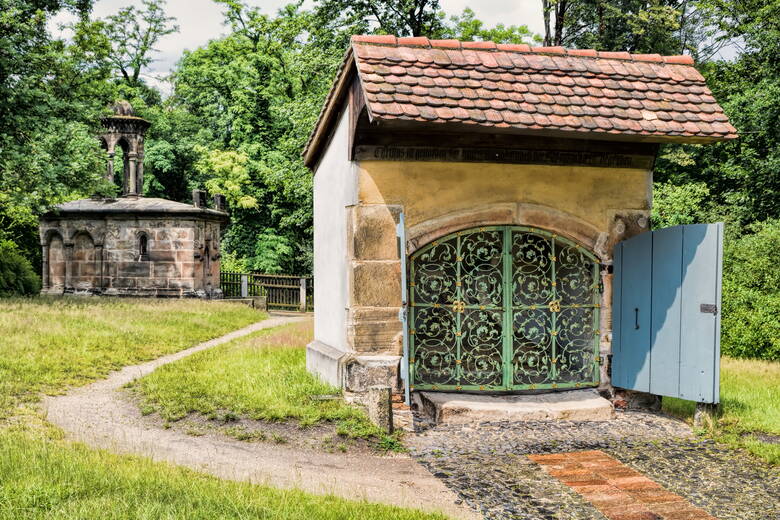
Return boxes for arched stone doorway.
[409,225,601,392]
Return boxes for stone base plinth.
[419,389,614,425]
[344,354,402,393]
[306,341,347,388]
[306,341,401,393]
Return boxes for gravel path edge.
[45,315,479,520]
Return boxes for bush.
[0,240,41,296]
[721,220,780,361]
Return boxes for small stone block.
[366,385,393,434]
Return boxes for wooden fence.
[220,272,313,311]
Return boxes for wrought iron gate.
[409,226,601,392]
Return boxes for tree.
[314,0,443,37]
[170,2,344,274]
[0,0,114,268]
[438,8,539,44]
[539,0,727,58]
[103,0,178,88]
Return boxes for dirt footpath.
[45,315,478,520]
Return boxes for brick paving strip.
[530,450,717,520]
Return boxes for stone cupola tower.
[39,100,228,298]
[101,100,151,197]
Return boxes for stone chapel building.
[39,101,227,298]
[304,36,736,399]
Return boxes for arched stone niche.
[72,231,97,291]
[47,231,66,292]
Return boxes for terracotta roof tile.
[305,36,737,163]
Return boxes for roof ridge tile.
[397,36,430,47]
[350,35,698,65]
[462,41,497,50]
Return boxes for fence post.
[299,277,307,312]
[241,274,248,298]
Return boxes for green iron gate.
[409,226,601,392]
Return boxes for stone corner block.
[351,205,402,261]
[350,261,401,307]
[344,355,402,394]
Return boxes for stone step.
[418,389,614,425]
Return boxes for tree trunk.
[542,0,553,46]
[554,0,567,46]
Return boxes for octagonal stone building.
[39,102,227,298]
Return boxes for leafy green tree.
[438,8,539,43]
[655,0,780,227]
[651,181,712,228]
[170,2,343,274]
[102,0,178,88]
[314,0,443,37]
[0,0,115,268]
[722,220,780,361]
[539,0,727,58]
[0,240,41,296]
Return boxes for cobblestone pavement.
[407,411,780,520]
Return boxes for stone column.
[344,204,404,393]
[106,152,114,182]
[95,244,104,291]
[367,385,393,433]
[136,150,144,196]
[599,266,612,390]
[126,152,138,195]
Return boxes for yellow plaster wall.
[357,161,651,233]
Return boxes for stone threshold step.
[418,389,614,425]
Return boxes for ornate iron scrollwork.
[409,226,600,391]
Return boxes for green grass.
[0,431,445,520]
[0,297,263,419]
[663,356,780,464]
[0,298,441,519]
[135,320,385,440]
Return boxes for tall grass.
[663,356,780,464]
[136,321,380,437]
[0,299,442,519]
[0,297,263,419]
[0,431,445,520]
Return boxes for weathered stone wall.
[344,160,653,392]
[40,216,222,298]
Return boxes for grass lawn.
[663,356,780,464]
[0,431,444,520]
[0,297,443,520]
[134,320,389,442]
[0,297,263,419]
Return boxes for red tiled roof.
[303,35,737,166]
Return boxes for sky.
[50,0,545,92]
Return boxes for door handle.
[634,307,639,330]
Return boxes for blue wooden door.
[612,223,723,404]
